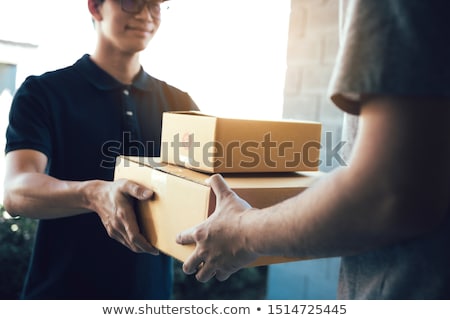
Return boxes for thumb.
[176,226,196,245]
[206,174,233,202]
[125,181,154,200]
[207,174,252,211]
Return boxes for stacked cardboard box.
[114,111,323,267]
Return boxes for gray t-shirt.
[328,0,450,299]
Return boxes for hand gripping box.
[160,111,322,173]
[114,156,322,267]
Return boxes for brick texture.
[283,0,343,172]
[269,2,342,300]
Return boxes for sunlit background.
[0,0,292,202]
[1,0,290,117]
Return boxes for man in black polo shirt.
[3,0,198,299]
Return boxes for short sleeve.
[5,76,52,158]
[328,0,450,115]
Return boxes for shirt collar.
[74,54,153,92]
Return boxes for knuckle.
[106,227,118,240]
[131,184,140,195]
[195,247,209,260]
[129,245,140,253]
[127,181,140,195]
[114,208,126,219]
[219,189,237,203]
[115,178,127,189]
[118,179,133,192]
[192,227,207,241]
[106,228,114,238]
[129,234,140,244]
[109,221,123,235]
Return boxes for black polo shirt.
[6,54,198,299]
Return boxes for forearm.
[245,164,445,259]
[3,172,101,219]
[245,96,450,259]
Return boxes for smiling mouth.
[126,26,153,34]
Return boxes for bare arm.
[177,96,450,282]
[3,149,158,254]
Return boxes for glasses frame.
[119,0,166,17]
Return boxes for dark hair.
[94,0,169,7]
[92,0,168,14]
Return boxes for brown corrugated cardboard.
[160,111,322,173]
[114,156,322,267]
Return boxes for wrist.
[240,208,264,257]
[78,179,105,213]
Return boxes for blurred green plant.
[0,204,267,299]
[0,204,37,299]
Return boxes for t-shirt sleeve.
[177,92,199,112]
[162,83,199,112]
[328,0,450,115]
[5,76,52,158]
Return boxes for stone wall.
[283,0,344,172]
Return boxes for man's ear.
[88,0,102,22]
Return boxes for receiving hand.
[176,174,259,282]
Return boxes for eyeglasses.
[119,0,166,17]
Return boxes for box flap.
[164,111,321,124]
[120,156,210,186]
[121,156,323,189]
[164,110,213,117]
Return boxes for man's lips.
[126,26,153,34]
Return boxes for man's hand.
[176,174,259,282]
[4,150,158,254]
[91,179,159,255]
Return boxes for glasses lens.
[121,0,142,14]
[121,0,163,17]
[148,2,162,18]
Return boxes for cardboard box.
[160,111,322,173]
[114,156,322,267]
